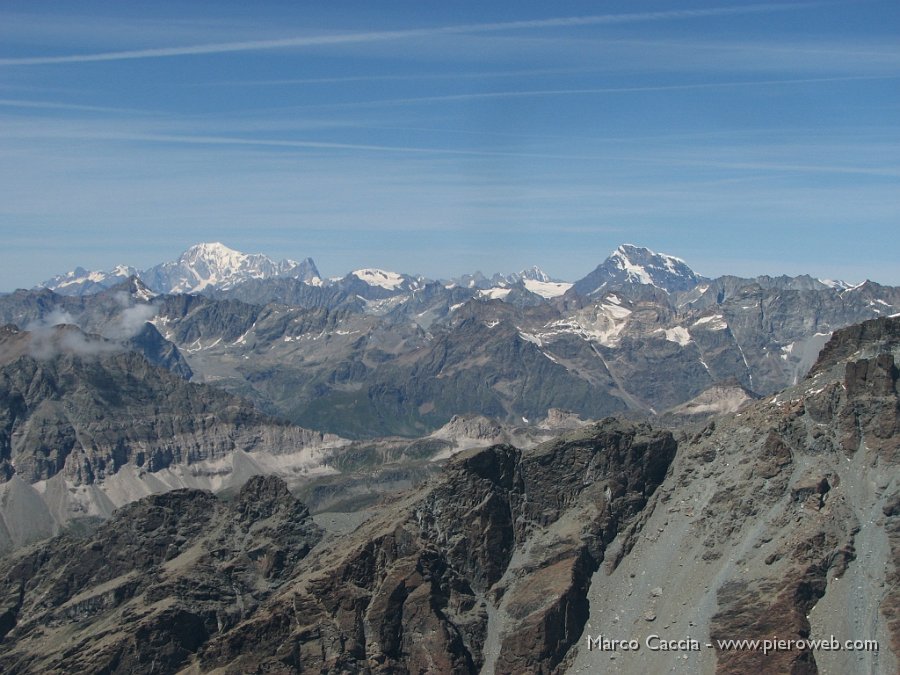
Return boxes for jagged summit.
[104,275,157,301]
[809,314,900,375]
[572,243,704,295]
[512,265,553,283]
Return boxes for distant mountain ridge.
[143,241,321,293]
[39,242,321,296]
[38,242,868,303]
[16,242,900,440]
[41,264,139,295]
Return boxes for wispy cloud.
[0,98,155,115]
[289,74,899,110]
[0,3,820,66]
[629,155,900,178]
[2,117,896,178]
[0,126,613,161]
[203,66,610,88]
[202,37,900,88]
[24,310,121,360]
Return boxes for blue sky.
[0,0,898,289]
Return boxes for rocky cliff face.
[0,420,676,674]
[810,314,900,376]
[0,327,325,486]
[193,422,675,673]
[569,316,900,674]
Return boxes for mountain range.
[1,240,895,542]
[6,242,895,441]
[39,242,322,296]
[36,241,858,300]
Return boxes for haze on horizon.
[0,0,898,290]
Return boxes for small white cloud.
[114,303,158,339]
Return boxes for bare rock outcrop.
[0,475,322,673]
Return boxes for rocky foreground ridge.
[0,419,675,673]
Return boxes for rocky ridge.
[0,419,676,674]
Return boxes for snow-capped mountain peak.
[148,241,316,293]
[572,244,704,296]
[818,278,853,290]
[178,242,250,269]
[610,243,692,282]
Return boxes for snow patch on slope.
[352,268,406,290]
[693,314,728,331]
[523,279,573,298]
[664,326,692,346]
[539,300,633,347]
[479,288,512,300]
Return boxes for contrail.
[0,3,819,66]
[4,75,887,117]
